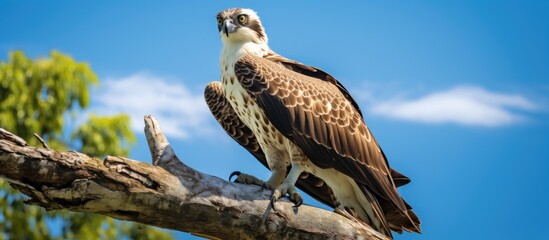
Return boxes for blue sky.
[2,1,549,239]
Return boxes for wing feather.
[264,52,364,117]
[234,55,416,225]
[206,81,415,232]
[205,82,265,161]
[204,81,337,208]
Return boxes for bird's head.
[216,8,268,45]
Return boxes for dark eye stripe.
[248,20,265,40]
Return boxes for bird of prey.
[205,8,421,237]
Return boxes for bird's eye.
[217,18,223,25]
[238,15,247,24]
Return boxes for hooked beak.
[222,19,237,37]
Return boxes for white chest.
[219,43,285,149]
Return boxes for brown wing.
[204,81,338,208]
[234,54,420,233]
[204,81,264,161]
[264,52,412,189]
[264,52,363,117]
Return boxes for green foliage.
[0,50,97,148]
[0,180,50,240]
[0,51,172,240]
[72,114,136,157]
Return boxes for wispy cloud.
[369,86,539,126]
[92,73,214,139]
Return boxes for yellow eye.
[238,15,247,24]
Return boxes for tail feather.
[350,184,393,238]
[390,168,411,188]
[357,182,421,236]
[381,198,422,233]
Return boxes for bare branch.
[33,133,50,149]
[0,116,388,240]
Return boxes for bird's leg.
[270,163,304,209]
[270,146,305,210]
[255,169,282,190]
[259,149,288,190]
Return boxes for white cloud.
[92,73,214,139]
[370,86,538,126]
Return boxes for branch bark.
[0,115,388,240]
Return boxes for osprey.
[205,8,421,237]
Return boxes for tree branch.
[0,115,388,240]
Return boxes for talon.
[270,189,281,210]
[294,197,303,208]
[229,171,241,182]
[270,197,277,211]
